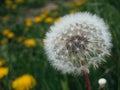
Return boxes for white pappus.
[44,12,112,75]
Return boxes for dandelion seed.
[44,12,112,75]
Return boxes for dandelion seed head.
[44,12,112,75]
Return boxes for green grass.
[0,0,119,90]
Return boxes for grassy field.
[0,0,119,90]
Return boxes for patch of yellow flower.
[34,16,43,23]
[2,29,15,39]
[34,10,50,23]
[45,17,54,23]
[24,39,36,47]
[7,32,15,39]
[25,18,32,27]
[0,67,9,79]
[2,29,10,36]
[12,74,36,90]
[0,59,9,79]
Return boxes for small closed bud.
[98,78,107,88]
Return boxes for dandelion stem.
[83,70,91,90]
[81,61,91,90]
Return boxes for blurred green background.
[0,0,119,90]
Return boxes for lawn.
[0,0,119,90]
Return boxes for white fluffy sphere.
[44,12,112,75]
[98,78,107,88]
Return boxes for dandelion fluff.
[44,12,112,75]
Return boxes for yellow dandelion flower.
[12,74,36,90]
[0,67,9,79]
[0,59,5,67]
[34,16,43,23]
[35,10,50,22]
[17,37,25,42]
[45,17,54,23]
[2,29,10,36]
[25,18,32,27]
[37,10,50,20]
[39,14,46,19]
[15,0,24,3]
[1,38,8,44]
[24,39,36,47]
[7,32,15,39]
[54,17,61,23]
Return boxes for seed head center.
[66,35,88,53]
